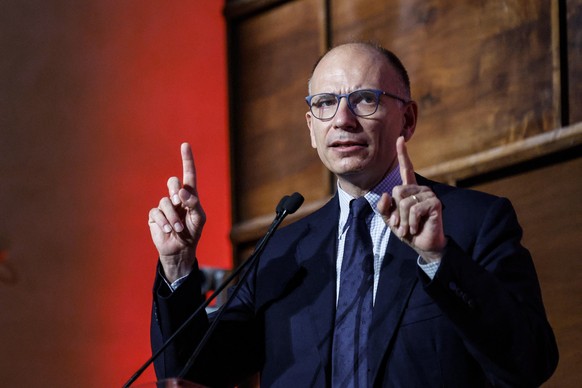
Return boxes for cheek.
[310,130,318,149]
[371,127,397,161]
[306,113,317,149]
[309,126,327,150]
[381,137,400,165]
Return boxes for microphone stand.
[123,193,303,387]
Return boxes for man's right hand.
[148,143,206,283]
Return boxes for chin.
[333,164,369,178]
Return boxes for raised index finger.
[181,142,197,192]
[396,136,417,185]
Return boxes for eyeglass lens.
[310,90,380,119]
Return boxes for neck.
[336,163,399,198]
[337,180,369,198]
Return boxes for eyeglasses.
[305,89,409,120]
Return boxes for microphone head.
[276,195,290,215]
[283,192,304,214]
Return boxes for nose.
[333,97,357,128]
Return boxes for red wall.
[0,1,229,386]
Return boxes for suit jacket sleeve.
[151,260,262,387]
[421,192,558,386]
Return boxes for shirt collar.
[337,165,403,230]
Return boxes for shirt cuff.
[158,268,191,292]
[417,256,440,280]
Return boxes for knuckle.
[159,196,172,209]
[148,210,157,223]
[167,176,180,187]
[392,186,404,200]
[411,206,423,219]
[399,212,409,226]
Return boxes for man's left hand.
[378,136,447,263]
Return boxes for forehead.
[310,45,397,93]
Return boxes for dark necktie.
[332,197,374,388]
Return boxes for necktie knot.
[351,196,373,221]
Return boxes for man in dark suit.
[147,42,558,387]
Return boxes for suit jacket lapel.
[368,234,419,384]
[295,196,339,377]
[279,194,422,383]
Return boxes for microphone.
[283,192,304,215]
[176,192,303,379]
[276,195,290,216]
[123,192,304,387]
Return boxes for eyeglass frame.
[305,89,410,120]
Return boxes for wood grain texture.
[228,0,329,222]
[225,1,580,386]
[417,122,582,184]
[474,156,582,387]
[332,0,555,169]
[568,0,582,123]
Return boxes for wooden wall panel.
[331,0,555,170]
[225,0,581,386]
[474,156,582,387]
[228,0,328,223]
[568,0,582,123]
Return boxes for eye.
[351,90,377,105]
[312,94,338,108]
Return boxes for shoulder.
[260,195,339,256]
[417,174,522,243]
[276,195,339,235]
[417,174,508,211]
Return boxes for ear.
[306,111,317,148]
[400,100,418,141]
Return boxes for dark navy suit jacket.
[151,176,558,387]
